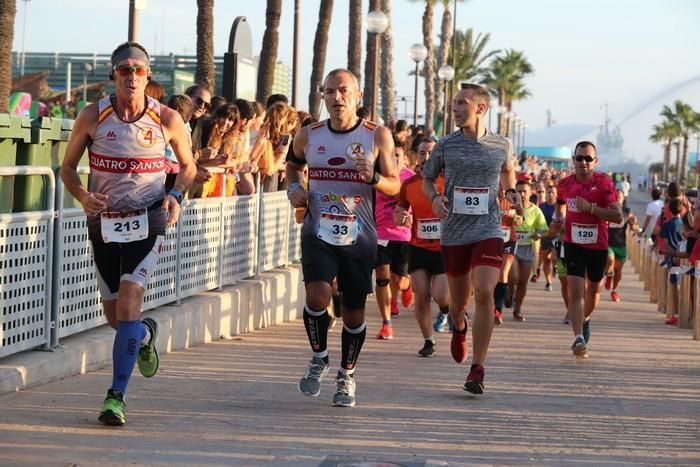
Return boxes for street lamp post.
[409,43,428,129]
[674,136,683,182]
[366,10,389,121]
[512,116,520,153]
[437,65,455,136]
[20,0,31,77]
[82,63,93,102]
[521,122,528,155]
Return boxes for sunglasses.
[194,96,211,110]
[574,155,596,163]
[113,65,149,77]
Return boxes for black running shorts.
[407,245,445,276]
[375,240,409,276]
[301,235,374,310]
[563,242,608,283]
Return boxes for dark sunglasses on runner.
[574,155,595,163]
[113,65,149,77]
[194,96,211,110]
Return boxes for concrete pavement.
[1,256,699,465]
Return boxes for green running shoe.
[137,317,159,378]
[98,389,126,426]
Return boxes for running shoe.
[463,364,485,395]
[376,322,393,340]
[332,371,356,407]
[583,319,591,344]
[571,336,588,358]
[390,301,400,316]
[544,282,553,292]
[513,310,525,322]
[98,389,126,426]
[665,316,678,325]
[493,308,503,326]
[298,356,330,397]
[137,317,159,378]
[610,291,620,302]
[450,324,468,363]
[417,340,436,358]
[401,286,414,308]
[604,274,613,290]
[529,274,537,283]
[433,313,449,333]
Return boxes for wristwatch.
[168,188,183,205]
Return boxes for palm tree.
[481,49,534,137]
[363,0,381,115]
[661,100,699,185]
[347,0,362,82]
[309,0,334,120]
[649,120,680,182]
[256,0,282,105]
[421,1,436,134]
[0,0,16,113]
[195,0,215,94]
[380,0,396,124]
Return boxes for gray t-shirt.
[422,129,515,246]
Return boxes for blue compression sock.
[111,320,142,395]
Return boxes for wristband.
[431,192,442,202]
[286,182,303,200]
[505,188,517,195]
[168,188,183,205]
[367,171,381,185]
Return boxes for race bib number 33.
[453,187,489,215]
[318,212,359,246]
[572,223,598,245]
[101,209,148,243]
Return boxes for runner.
[422,83,520,394]
[374,137,415,339]
[550,141,622,358]
[286,68,399,407]
[511,179,548,321]
[60,42,196,425]
[538,184,558,291]
[494,187,522,325]
[604,190,637,302]
[394,137,450,357]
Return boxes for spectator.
[640,188,663,239]
[210,95,227,113]
[145,80,164,103]
[661,198,684,325]
[266,93,288,109]
[356,106,371,120]
[164,94,194,192]
[199,104,244,197]
[251,102,298,192]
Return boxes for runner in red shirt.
[550,141,622,358]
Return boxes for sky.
[12,0,700,163]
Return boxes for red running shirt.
[557,172,617,250]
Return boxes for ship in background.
[596,103,624,159]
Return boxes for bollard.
[679,261,690,329]
[657,264,667,313]
[649,251,658,303]
[694,262,700,340]
[643,246,651,292]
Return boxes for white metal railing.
[0,166,301,358]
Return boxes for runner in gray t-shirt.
[422,83,519,395]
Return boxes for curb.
[0,266,304,396]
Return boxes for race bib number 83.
[453,187,489,215]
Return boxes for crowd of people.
[61,41,693,426]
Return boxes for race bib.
[516,231,530,244]
[500,227,511,242]
[572,223,598,245]
[377,239,389,247]
[417,218,441,240]
[453,187,489,215]
[101,209,148,243]
[318,212,359,246]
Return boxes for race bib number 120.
[572,223,598,245]
[318,213,359,246]
[101,209,148,243]
[453,187,489,215]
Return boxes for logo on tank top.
[345,142,365,161]
[106,131,117,140]
[566,199,580,212]
[328,157,346,166]
[317,145,326,153]
[137,127,157,148]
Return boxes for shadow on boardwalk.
[0,264,699,465]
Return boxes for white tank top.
[88,95,166,212]
[303,118,378,257]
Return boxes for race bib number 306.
[417,218,441,240]
[101,209,148,243]
[572,223,598,245]
[453,187,489,215]
[318,212,359,246]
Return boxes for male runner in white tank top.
[286,69,400,407]
[61,42,195,426]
